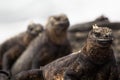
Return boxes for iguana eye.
[29,27,34,31]
[94,32,101,37]
[28,24,35,31]
[55,17,60,21]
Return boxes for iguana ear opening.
[92,24,99,29]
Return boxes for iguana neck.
[45,29,67,45]
[81,39,113,64]
[22,33,36,46]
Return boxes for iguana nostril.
[104,35,109,38]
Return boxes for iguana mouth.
[55,21,69,32]
[97,39,113,45]
[55,20,69,27]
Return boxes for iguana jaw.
[97,38,113,47]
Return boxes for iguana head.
[88,24,113,47]
[46,14,70,35]
[27,23,44,36]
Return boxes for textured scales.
[11,25,118,80]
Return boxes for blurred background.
[0,0,120,43]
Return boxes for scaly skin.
[1,23,43,72]
[11,24,118,80]
[11,14,72,76]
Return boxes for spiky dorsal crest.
[92,24,99,29]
